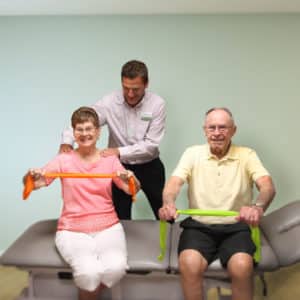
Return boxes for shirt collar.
[206,143,238,161]
[116,90,147,108]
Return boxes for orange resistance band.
[23,173,137,202]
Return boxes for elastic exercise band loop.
[158,209,261,263]
[23,173,137,202]
[157,221,168,261]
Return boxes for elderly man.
[159,107,276,300]
[60,60,166,220]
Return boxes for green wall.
[1,14,300,251]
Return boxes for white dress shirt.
[61,90,166,164]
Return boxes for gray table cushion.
[122,220,170,271]
[0,219,67,268]
[260,200,300,267]
[0,219,171,272]
[169,221,279,274]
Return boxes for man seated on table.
[159,107,276,300]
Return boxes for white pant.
[55,223,128,292]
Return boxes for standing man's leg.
[135,158,165,219]
[112,182,133,220]
[112,158,165,220]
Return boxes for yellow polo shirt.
[172,144,270,224]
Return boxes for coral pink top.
[43,151,125,233]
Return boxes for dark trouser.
[178,217,256,267]
[112,157,165,220]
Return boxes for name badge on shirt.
[141,112,152,121]
[127,126,134,138]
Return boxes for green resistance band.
[158,209,261,263]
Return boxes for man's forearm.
[162,176,184,205]
[255,186,276,211]
[119,141,159,162]
[255,177,276,211]
[255,190,275,211]
[163,189,178,205]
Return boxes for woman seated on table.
[23,106,140,300]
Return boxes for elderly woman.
[23,106,140,300]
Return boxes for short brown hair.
[71,107,100,129]
[121,60,148,84]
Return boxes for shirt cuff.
[60,137,74,146]
[118,147,127,159]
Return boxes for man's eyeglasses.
[205,125,232,133]
[74,126,97,135]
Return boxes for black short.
[178,217,256,267]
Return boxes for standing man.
[60,60,166,220]
[159,107,276,300]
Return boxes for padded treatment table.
[0,220,182,300]
[1,201,300,299]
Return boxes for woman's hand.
[117,170,134,183]
[117,170,141,195]
[23,168,46,189]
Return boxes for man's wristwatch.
[253,202,265,211]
